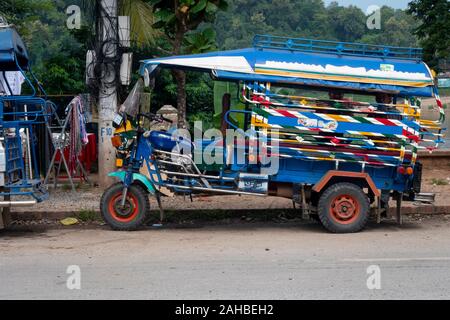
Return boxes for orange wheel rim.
[329,194,360,224]
[108,192,139,223]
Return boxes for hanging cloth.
[66,96,88,174]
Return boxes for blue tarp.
[141,38,436,97]
[0,27,29,71]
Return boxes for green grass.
[61,184,73,191]
[431,178,449,186]
[60,183,92,191]
[77,209,99,222]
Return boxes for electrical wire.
[86,2,126,100]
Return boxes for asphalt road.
[1,216,450,299]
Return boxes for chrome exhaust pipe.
[414,193,435,204]
[0,200,37,207]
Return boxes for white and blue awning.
[141,35,437,97]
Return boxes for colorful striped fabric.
[245,83,444,168]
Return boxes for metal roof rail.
[253,34,423,61]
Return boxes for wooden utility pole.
[98,0,118,187]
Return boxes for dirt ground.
[417,166,450,206]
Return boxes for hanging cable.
[86,2,126,100]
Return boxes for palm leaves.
[119,0,159,46]
[184,28,216,53]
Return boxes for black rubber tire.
[100,183,150,231]
[317,182,369,233]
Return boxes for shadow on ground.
[1,207,440,237]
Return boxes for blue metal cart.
[0,25,53,227]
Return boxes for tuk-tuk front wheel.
[100,183,150,231]
[317,182,369,233]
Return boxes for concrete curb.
[418,150,450,157]
[387,205,450,215]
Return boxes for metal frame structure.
[252,34,423,60]
[43,100,91,192]
[0,25,53,225]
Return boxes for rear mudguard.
[108,171,155,195]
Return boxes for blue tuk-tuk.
[0,24,52,227]
[101,35,444,233]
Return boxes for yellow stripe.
[359,132,383,136]
[419,119,440,126]
[255,68,432,88]
[325,114,351,122]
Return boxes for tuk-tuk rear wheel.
[317,182,369,233]
[100,183,150,231]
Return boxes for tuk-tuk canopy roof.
[141,35,436,97]
[0,26,29,71]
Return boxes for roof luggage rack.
[253,34,423,61]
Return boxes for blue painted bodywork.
[148,130,193,152]
[0,26,29,70]
[132,130,412,194]
[222,142,411,193]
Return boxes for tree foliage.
[1,0,88,95]
[214,1,421,50]
[4,0,444,122]
[408,0,450,71]
[149,0,227,128]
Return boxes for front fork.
[120,164,166,223]
[120,162,139,207]
[120,187,128,207]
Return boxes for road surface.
[1,216,450,299]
